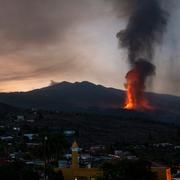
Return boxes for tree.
[40,132,68,164]
[99,160,157,180]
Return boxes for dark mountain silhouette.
[0,81,124,110]
[0,81,179,123]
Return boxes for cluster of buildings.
[0,112,178,180]
[56,141,172,180]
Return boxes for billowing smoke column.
[116,0,169,110]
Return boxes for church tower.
[71,141,79,169]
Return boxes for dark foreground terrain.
[28,111,178,145]
[0,102,179,145]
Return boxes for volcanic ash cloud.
[116,0,169,110]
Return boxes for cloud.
[0,0,125,92]
[0,0,179,96]
[0,0,102,49]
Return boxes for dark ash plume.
[133,59,155,85]
[117,0,169,64]
[116,0,169,110]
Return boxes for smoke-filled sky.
[0,0,179,96]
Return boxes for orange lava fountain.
[123,62,154,111]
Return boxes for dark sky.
[0,0,179,96]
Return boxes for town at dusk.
[0,0,179,180]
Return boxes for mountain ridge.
[0,81,179,124]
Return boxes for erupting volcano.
[116,0,169,111]
[124,60,155,110]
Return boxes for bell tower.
[71,141,79,169]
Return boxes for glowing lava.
[123,60,155,111]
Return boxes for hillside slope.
[0,81,179,123]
